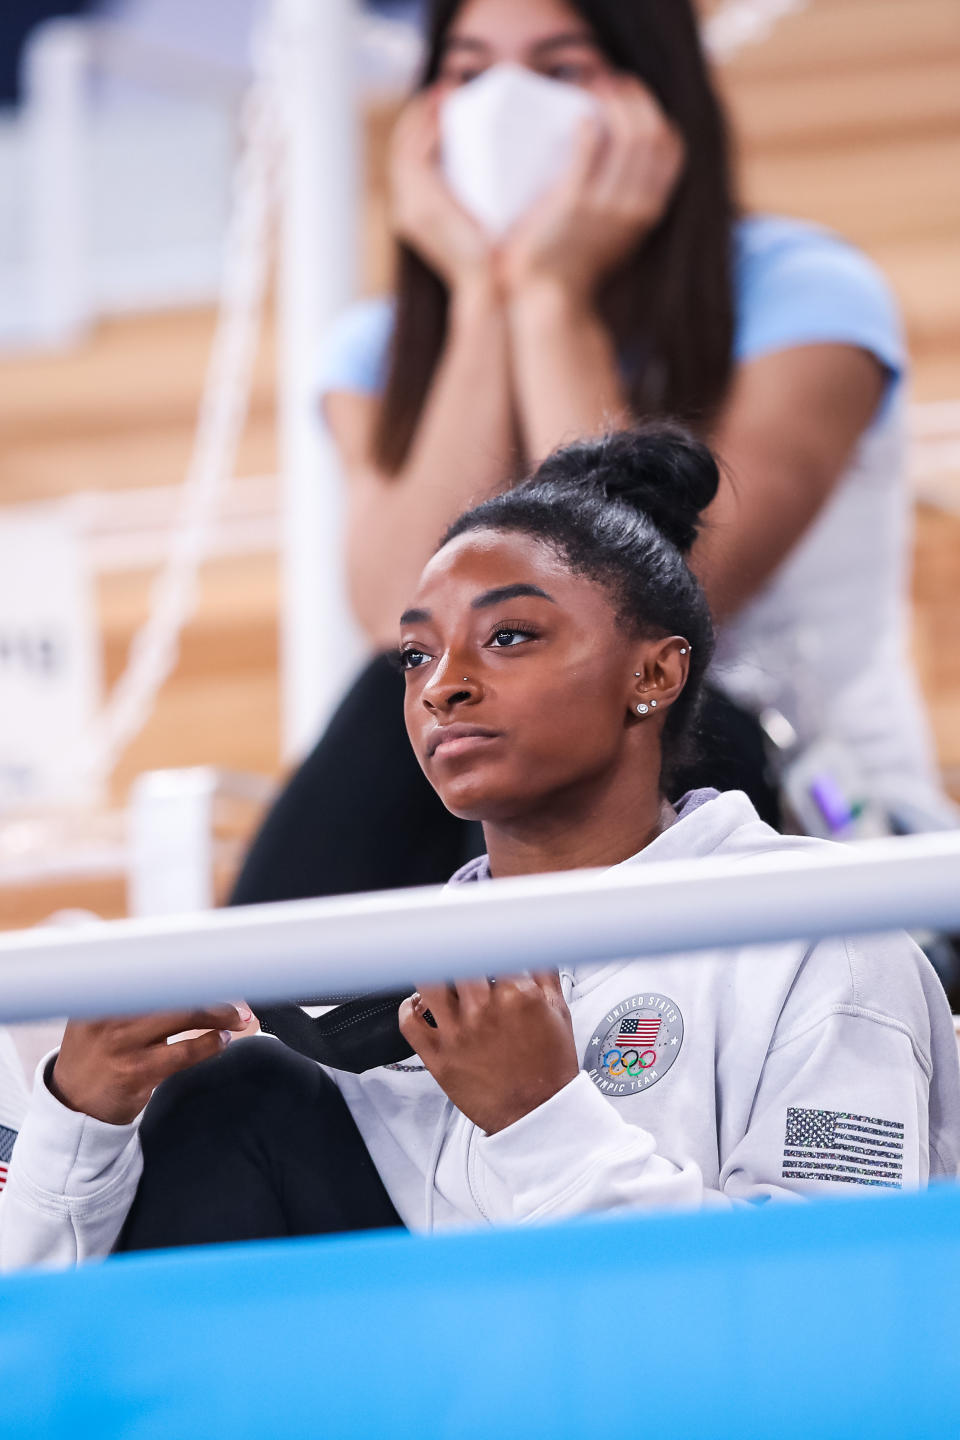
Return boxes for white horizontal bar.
[6,478,278,574]
[0,845,129,888]
[0,832,959,1022]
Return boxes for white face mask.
[440,62,599,237]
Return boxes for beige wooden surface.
[1,0,958,927]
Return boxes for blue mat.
[2,1183,958,1439]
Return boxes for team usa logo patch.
[585,993,683,1096]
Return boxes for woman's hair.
[440,424,718,782]
[375,0,737,473]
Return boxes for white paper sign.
[0,512,103,808]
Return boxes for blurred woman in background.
[232,0,954,1002]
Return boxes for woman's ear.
[629,636,691,718]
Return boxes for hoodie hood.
[447,788,813,887]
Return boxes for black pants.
[115,1038,402,1252]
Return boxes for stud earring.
[650,699,657,708]
[634,672,641,677]
[637,703,650,715]
[679,647,688,655]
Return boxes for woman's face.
[400,528,650,823]
[436,0,617,95]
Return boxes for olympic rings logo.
[602,1047,657,1077]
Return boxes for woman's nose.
[421,654,477,711]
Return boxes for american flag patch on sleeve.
[782,1107,903,1189]
[0,1122,16,1192]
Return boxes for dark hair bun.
[539,424,720,555]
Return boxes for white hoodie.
[2,790,958,1270]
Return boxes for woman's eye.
[440,65,485,86]
[490,627,536,648]
[399,647,431,670]
[545,63,593,84]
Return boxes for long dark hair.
[375,0,737,474]
[441,424,718,781]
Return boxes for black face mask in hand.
[256,993,416,1073]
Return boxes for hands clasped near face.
[390,76,685,300]
[399,972,579,1135]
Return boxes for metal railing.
[0,829,958,1023]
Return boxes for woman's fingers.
[398,995,440,1055]
[389,87,492,287]
[403,975,563,1042]
[568,111,607,187]
[597,91,654,203]
[589,92,631,200]
[592,78,683,214]
[391,88,437,154]
[391,88,447,185]
[531,970,566,1003]
[397,996,418,1039]
[415,983,458,1029]
[122,1004,250,1049]
[156,1027,232,1080]
[453,977,492,1023]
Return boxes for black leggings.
[115,1038,402,1252]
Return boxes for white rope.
[80,9,284,782]
[0,830,958,1023]
[85,0,813,782]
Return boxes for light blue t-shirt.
[315,214,906,417]
[313,215,954,820]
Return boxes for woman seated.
[2,428,958,1266]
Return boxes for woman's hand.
[500,76,685,305]
[398,975,579,1135]
[389,90,494,292]
[50,1003,254,1125]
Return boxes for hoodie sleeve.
[719,1007,925,1201]
[478,1000,934,1222]
[719,930,948,1201]
[0,1053,143,1271]
[478,1070,715,1221]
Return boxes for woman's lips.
[427,724,501,759]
